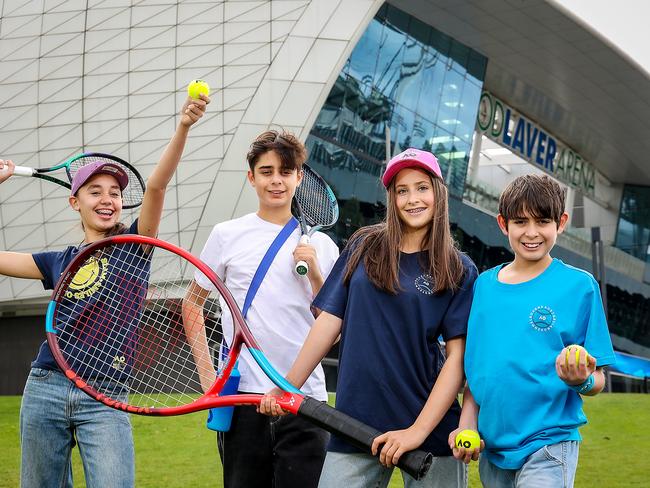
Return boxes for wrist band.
[569,374,595,394]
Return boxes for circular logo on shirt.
[415,274,435,295]
[529,306,556,332]
[65,256,109,300]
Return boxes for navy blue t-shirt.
[31,220,142,372]
[313,245,477,456]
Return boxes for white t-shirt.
[195,212,339,400]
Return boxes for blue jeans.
[318,451,467,488]
[479,441,580,488]
[20,368,135,488]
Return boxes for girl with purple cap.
[0,93,208,488]
[260,148,477,487]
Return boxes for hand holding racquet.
[1,153,145,208]
[0,159,16,184]
[293,164,339,275]
[45,234,432,480]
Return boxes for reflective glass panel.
[615,184,650,263]
[308,4,487,240]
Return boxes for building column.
[565,186,575,227]
[468,130,482,186]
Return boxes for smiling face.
[497,209,568,265]
[247,149,302,213]
[69,173,123,239]
[393,167,435,235]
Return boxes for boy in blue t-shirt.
[450,174,615,487]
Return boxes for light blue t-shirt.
[465,258,615,469]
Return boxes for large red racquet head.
[45,234,432,479]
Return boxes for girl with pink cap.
[261,148,477,487]
[0,93,208,488]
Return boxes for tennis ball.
[565,344,592,367]
[187,79,210,99]
[455,429,480,450]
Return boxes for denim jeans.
[20,368,135,488]
[317,451,467,488]
[479,441,580,488]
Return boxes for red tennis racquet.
[45,234,432,480]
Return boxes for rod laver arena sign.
[477,91,596,197]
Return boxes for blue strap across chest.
[241,217,298,318]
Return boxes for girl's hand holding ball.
[448,428,484,464]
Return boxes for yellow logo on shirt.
[65,256,109,300]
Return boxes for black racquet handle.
[298,397,433,480]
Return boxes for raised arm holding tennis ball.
[0,92,209,488]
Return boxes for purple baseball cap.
[71,161,129,196]
[381,148,443,188]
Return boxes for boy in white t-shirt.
[185,130,339,488]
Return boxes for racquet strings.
[294,167,338,228]
[68,155,145,208]
[53,241,228,409]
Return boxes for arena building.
[1,0,648,393]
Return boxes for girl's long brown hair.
[343,175,465,294]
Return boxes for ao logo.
[529,306,556,332]
[415,274,434,295]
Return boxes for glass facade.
[306,3,486,244]
[610,185,650,352]
[615,184,650,263]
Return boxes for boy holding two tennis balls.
[451,174,615,487]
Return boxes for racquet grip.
[297,397,433,480]
[295,234,311,276]
[11,165,35,176]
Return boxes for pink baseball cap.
[71,161,129,196]
[381,148,443,188]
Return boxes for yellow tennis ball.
[565,344,592,367]
[455,429,480,450]
[187,79,210,99]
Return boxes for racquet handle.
[295,234,311,276]
[11,165,35,176]
[297,397,433,480]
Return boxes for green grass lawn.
[1,393,648,487]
